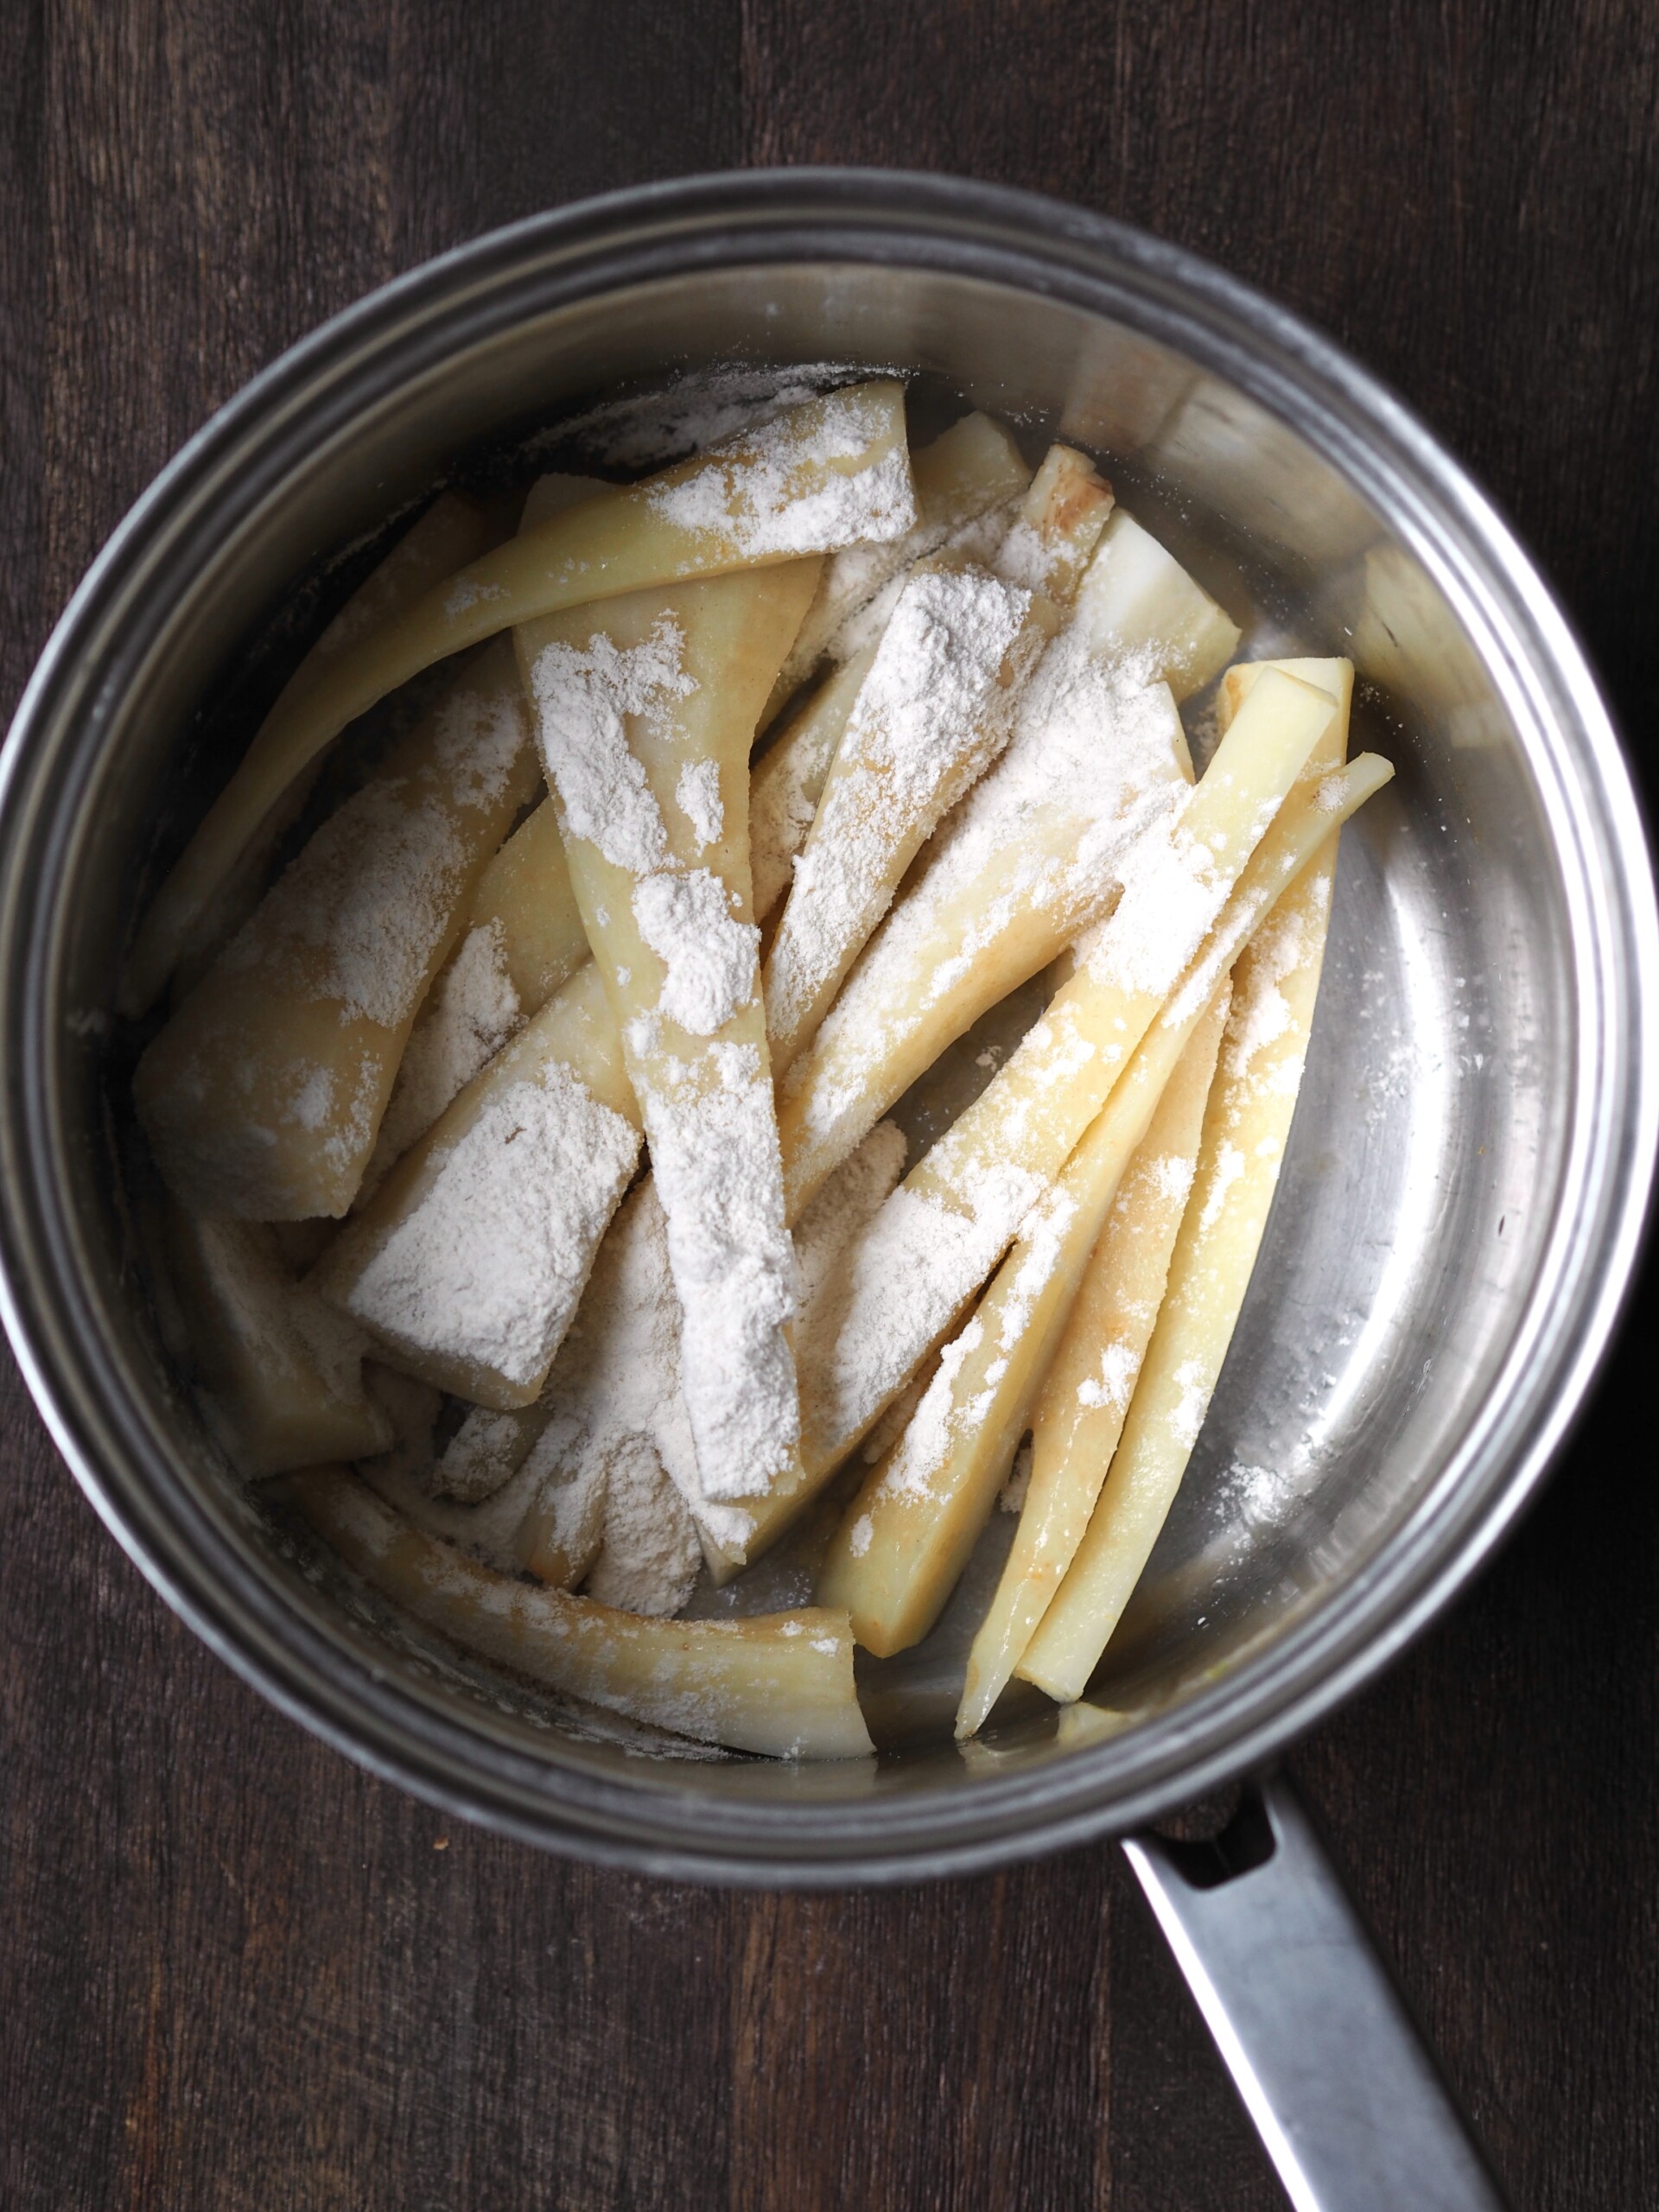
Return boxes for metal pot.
[2,173,1651,2211]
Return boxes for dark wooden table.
[3,6,1656,2206]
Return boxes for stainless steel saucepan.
[1,173,1651,2212]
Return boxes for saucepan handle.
[1122,1770,1507,2211]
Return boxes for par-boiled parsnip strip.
[163,1205,393,1477]
[1018,658,1355,1706]
[169,491,507,1002]
[762,409,1031,722]
[762,444,1110,1077]
[954,995,1228,1731]
[793,665,1338,1473]
[1071,508,1242,701]
[124,381,915,1016]
[315,961,642,1408]
[520,556,820,1500]
[819,982,1231,1660]
[134,641,542,1221]
[282,1467,874,1759]
[750,648,877,922]
[778,628,1192,1222]
[359,796,590,1197]
[762,564,1043,1072]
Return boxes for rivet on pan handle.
[1122,1770,1508,2212]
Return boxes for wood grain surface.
[3,4,1656,2206]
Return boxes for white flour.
[583,1431,702,1616]
[342,1062,639,1391]
[632,870,759,1036]
[530,616,690,874]
[675,757,724,850]
[647,385,916,559]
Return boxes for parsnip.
[954,992,1229,1731]
[315,961,642,1408]
[1071,508,1242,700]
[134,641,541,1220]
[169,491,505,1001]
[818,985,1230,1659]
[1018,659,1354,1704]
[778,656,1191,1220]
[521,553,820,1498]
[761,445,1110,1077]
[795,667,1339,1474]
[762,564,1044,1072]
[282,1467,874,1759]
[124,381,914,1015]
[749,647,876,922]
[466,796,588,1007]
[163,1205,392,1476]
[762,409,1030,721]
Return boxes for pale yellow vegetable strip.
[794,666,1337,1475]
[464,796,588,1011]
[750,646,877,922]
[718,750,1390,1576]
[283,1467,874,1760]
[761,444,1109,1077]
[954,995,1230,1731]
[314,961,643,1408]
[1071,508,1242,702]
[762,564,1045,1073]
[519,558,821,1498]
[1020,668,1357,1705]
[162,1206,393,1478]
[762,408,1030,722]
[818,984,1230,1658]
[124,380,913,1015]
[169,491,504,1001]
[777,664,1192,1221]
[133,640,542,1221]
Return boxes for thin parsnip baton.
[762,444,1110,1077]
[169,490,505,1001]
[315,961,642,1408]
[795,665,1338,1471]
[957,655,1355,1731]
[1070,508,1242,701]
[519,556,821,1500]
[1020,665,1358,1705]
[778,631,1195,1223]
[134,640,542,1221]
[818,982,1231,1660]
[163,1205,393,1478]
[762,408,1030,723]
[280,1467,874,1760]
[716,747,1393,1575]
[124,381,915,1015]
[750,647,877,921]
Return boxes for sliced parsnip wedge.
[124,381,914,1016]
[169,491,506,1001]
[360,796,591,1196]
[749,647,876,922]
[282,1467,874,1759]
[955,996,1228,1730]
[762,564,1043,1072]
[521,556,820,1499]
[134,641,541,1221]
[793,667,1339,1473]
[989,442,1116,604]
[315,960,642,1408]
[762,408,1030,722]
[162,1205,392,1476]
[1020,659,1355,1704]
[818,984,1231,1659]
[778,655,1191,1220]
[1071,509,1242,700]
